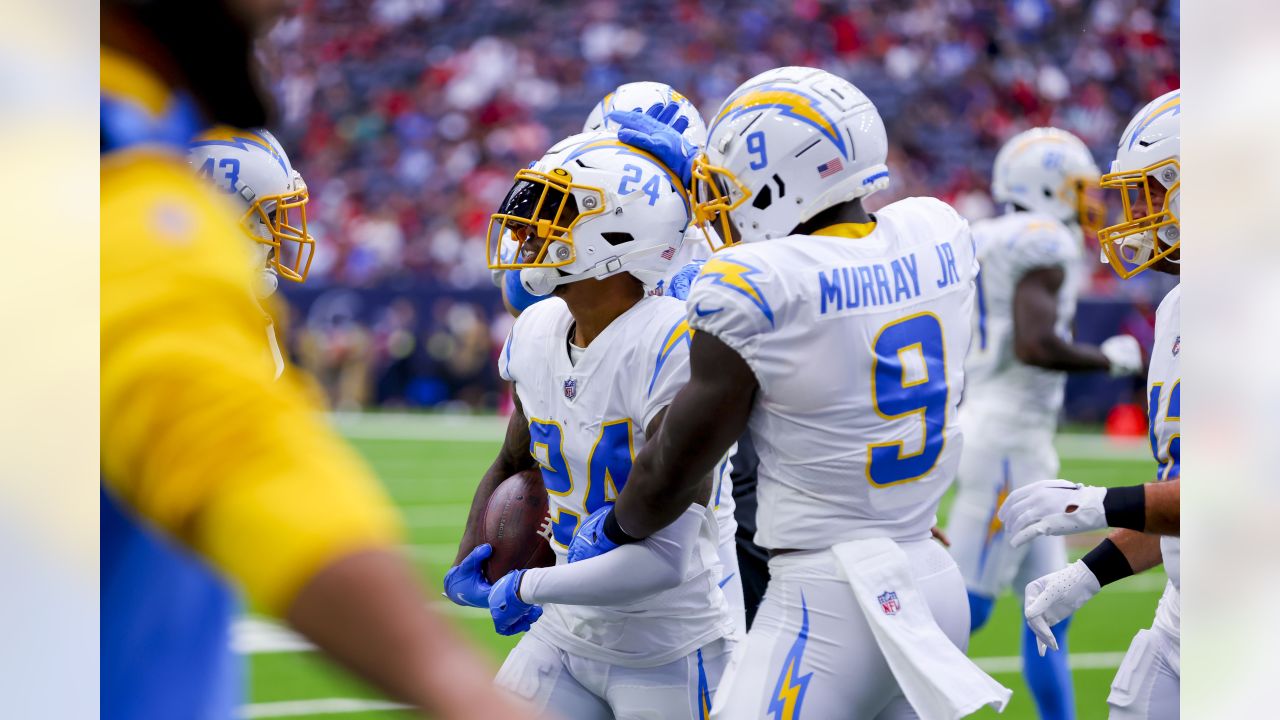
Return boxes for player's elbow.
[1014,335,1057,367]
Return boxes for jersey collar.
[810,221,877,239]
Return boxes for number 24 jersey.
[500,295,731,667]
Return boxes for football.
[480,468,557,583]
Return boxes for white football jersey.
[1147,284,1180,639]
[500,295,732,667]
[687,197,977,549]
[963,211,1082,429]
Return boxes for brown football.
[481,468,557,583]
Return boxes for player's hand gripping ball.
[443,544,494,608]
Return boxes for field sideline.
[247,413,1163,719]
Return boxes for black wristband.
[1102,484,1147,531]
[1081,538,1134,587]
[602,508,642,546]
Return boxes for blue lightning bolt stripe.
[696,257,775,328]
[189,127,289,174]
[1127,92,1180,150]
[710,85,848,160]
[648,318,693,396]
[769,592,813,720]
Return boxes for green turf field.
[244,415,1163,719]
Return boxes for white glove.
[999,479,1108,548]
[1100,334,1143,377]
[1024,561,1101,655]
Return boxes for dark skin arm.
[1012,267,1112,372]
[614,332,758,539]
[453,394,535,564]
[1144,479,1180,536]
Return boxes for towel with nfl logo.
[832,538,1011,719]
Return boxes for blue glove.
[607,101,699,189]
[489,569,543,636]
[503,268,547,316]
[566,505,621,564]
[443,544,493,608]
[666,260,706,301]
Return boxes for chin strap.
[520,244,672,296]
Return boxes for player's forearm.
[522,504,703,605]
[1144,479,1180,535]
[615,332,756,539]
[288,549,535,719]
[1015,334,1111,372]
[455,403,532,564]
[1108,528,1164,575]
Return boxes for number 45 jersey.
[500,294,732,667]
[687,197,977,550]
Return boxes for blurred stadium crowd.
[258,0,1179,410]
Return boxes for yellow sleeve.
[102,152,401,616]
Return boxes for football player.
[102,1,535,717]
[188,127,315,378]
[944,127,1144,720]
[568,67,1011,717]
[447,131,735,718]
[1001,90,1182,720]
[497,81,751,636]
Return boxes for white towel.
[832,538,1011,720]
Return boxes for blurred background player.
[101,1,536,717]
[945,127,1144,720]
[188,126,316,378]
[447,131,735,718]
[570,66,1010,717]
[1003,90,1181,720]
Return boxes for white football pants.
[496,632,731,720]
[710,538,969,719]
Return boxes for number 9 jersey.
[686,197,977,549]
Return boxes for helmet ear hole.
[752,184,773,210]
[601,232,634,247]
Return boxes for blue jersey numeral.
[1147,381,1180,481]
[529,418,635,546]
[867,313,949,486]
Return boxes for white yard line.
[331,413,1153,462]
[242,698,410,717]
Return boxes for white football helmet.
[992,127,1102,233]
[486,131,691,296]
[693,66,890,245]
[1098,89,1180,279]
[584,81,708,150]
[188,127,315,297]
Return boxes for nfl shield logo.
[1172,335,1180,356]
[563,378,578,400]
[878,591,900,616]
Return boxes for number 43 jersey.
[500,295,732,667]
[687,197,977,550]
